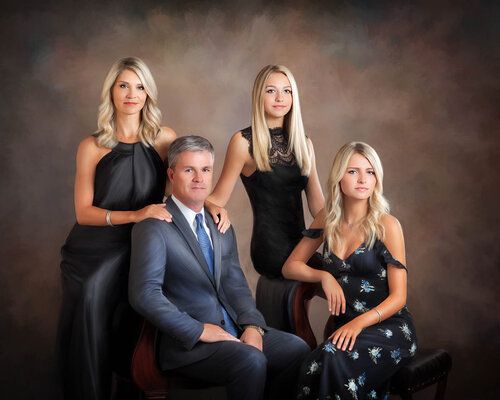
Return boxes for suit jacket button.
[221,320,225,325]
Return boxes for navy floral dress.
[297,229,417,400]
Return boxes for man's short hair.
[167,135,215,168]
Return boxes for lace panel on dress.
[241,127,297,167]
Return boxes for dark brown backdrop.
[1,1,499,399]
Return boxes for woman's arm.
[283,209,346,315]
[330,214,407,351]
[205,132,253,232]
[304,138,325,218]
[74,137,171,226]
[207,132,253,207]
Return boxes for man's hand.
[199,323,240,343]
[240,327,263,351]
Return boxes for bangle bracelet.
[373,307,382,324]
[105,210,114,227]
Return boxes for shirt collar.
[171,195,204,230]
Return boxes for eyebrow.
[265,84,292,89]
[347,166,374,170]
[117,80,143,85]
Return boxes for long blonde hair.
[95,57,162,148]
[324,142,390,251]
[251,65,311,175]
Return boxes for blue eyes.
[265,89,292,94]
[184,168,211,173]
[118,83,144,90]
[347,170,375,175]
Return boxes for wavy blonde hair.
[251,65,311,175]
[324,142,390,251]
[94,57,162,148]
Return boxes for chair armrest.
[131,319,168,392]
[290,282,322,349]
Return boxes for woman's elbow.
[75,212,85,225]
[282,261,293,279]
[393,293,407,311]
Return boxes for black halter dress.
[58,140,166,400]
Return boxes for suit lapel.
[166,197,216,287]
[205,211,222,291]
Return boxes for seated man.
[129,135,309,400]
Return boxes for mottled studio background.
[1,1,499,399]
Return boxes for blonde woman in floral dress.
[283,142,417,399]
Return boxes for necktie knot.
[195,213,204,227]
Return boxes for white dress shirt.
[171,195,213,247]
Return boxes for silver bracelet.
[105,210,114,227]
[373,307,382,324]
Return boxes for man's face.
[168,150,214,211]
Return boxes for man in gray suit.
[129,135,309,400]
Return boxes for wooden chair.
[131,319,222,400]
[255,276,319,350]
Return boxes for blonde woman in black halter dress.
[58,57,177,400]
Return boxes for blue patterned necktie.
[195,213,214,274]
[195,213,238,337]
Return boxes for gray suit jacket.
[129,196,267,370]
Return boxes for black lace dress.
[240,126,312,278]
[296,229,417,400]
[240,126,321,331]
[58,140,166,400]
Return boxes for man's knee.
[240,346,267,377]
[289,336,310,360]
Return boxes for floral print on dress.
[400,323,412,341]
[340,260,351,270]
[378,328,393,338]
[323,342,337,354]
[353,299,369,313]
[354,246,366,255]
[368,347,383,364]
[409,342,417,356]
[357,372,366,386]
[306,361,322,375]
[367,389,378,399]
[345,378,358,399]
[391,348,402,364]
[360,280,375,293]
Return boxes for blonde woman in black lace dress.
[206,65,325,331]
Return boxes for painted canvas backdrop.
[1,1,499,398]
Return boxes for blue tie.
[195,214,238,337]
[195,213,214,274]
